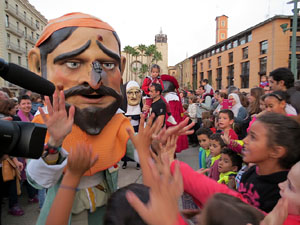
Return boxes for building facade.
[188,15,300,91]
[0,0,47,88]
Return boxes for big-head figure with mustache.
[26,13,135,225]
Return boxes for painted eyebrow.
[96,40,120,63]
[53,40,91,64]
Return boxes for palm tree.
[137,44,147,65]
[145,44,157,72]
[152,51,162,64]
[131,49,140,80]
[138,63,149,82]
[123,45,132,81]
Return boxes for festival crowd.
[0,12,300,225]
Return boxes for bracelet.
[42,143,62,158]
[59,184,79,192]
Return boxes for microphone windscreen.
[3,63,55,96]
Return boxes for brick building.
[187,15,300,91]
[0,0,47,89]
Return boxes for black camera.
[0,58,55,159]
[0,120,47,159]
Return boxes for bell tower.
[155,28,168,74]
[216,15,228,43]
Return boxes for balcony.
[5,4,37,31]
[25,35,37,45]
[5,23,24,38]
[6,42,26,55]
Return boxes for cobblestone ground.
[2,146,199,225]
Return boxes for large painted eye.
[102,63,115,70]
[66,61,80,69]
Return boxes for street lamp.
[281,0,299,80]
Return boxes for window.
[217,56,221,66]
[24,11,26,19]
[25,43,28,52]
[200,72,204,81]
[221,33,225,39]
[8,53,11,63]
[247,33,252,42]
[216,68,222,90]
[241,61,250,88]
[16,4,18,14]
[200,62,203,71]
[36,20,40,29]
[221,45,226,51]
[227,42,232,49]
[17,39,20,48]
[227,65,234,86]
[31,17,33,25]
[7,33,10,43]
[216,48,220,54]
[16,22,19,30]
[5,0,8,7]
[207,52,211,57]
[259,57,267,75]
[290,36,300,51]
[26,57,28,68]
[239,36,246,45]
[208,59,211,69]
[25,27,27,37]
[208,70,212,84]
[212,49,215,55]
[228,52,233,63]
[5,15,9,27]
[242,47,248,59]
[233,40,238,48]
[260,40,268,54]
[221,20,225,27]
[31,31,34,38]
[36,33,39,39]
[18,56,21,65]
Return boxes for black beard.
[64,85,122,135]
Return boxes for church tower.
[215,15,228,44]
[155,28,168,74]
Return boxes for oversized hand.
[39,90,75,147]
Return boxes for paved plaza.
[2,145,199,225]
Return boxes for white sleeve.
[26,148,69,188]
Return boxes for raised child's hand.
[39,90,75,147]
[126,155,183,225]
[152,117,194,145]
[127,113,162,153]
[66,143,98,178]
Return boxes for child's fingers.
[126,191,150,222]
[38,107,48,124]
[52,90,59,112]
[126,128,135,140]
[59,90,66,111]
[146,113,155,129]
[68,105,75,123]
[138,114,145,132]
[44,96,53,116]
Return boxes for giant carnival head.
[28,13,126,135]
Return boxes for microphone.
[0,58,55,96]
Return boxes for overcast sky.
[29,0,293,66]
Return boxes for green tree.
[145,44,157,69]
[152,51,162,64]
[123,45,132,79]
[138,63,148,80]
[137,44,147,65]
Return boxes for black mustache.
[64,84,121,99]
